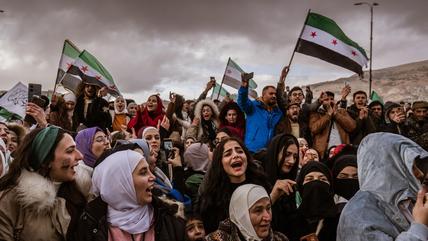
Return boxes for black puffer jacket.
[75,195,185,241]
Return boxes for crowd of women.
[0,68,427,241]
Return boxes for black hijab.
[297,161,337,219]
[263,134,300,185]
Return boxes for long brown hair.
[0,128,67,191]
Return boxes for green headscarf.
[30,126,60,171]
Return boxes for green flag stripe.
[79,51,114,82]
[306,12,368,59]
[63,41,80,58]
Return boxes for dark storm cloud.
[0,0,427,101]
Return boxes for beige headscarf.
[229,184,270,241]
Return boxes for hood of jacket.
[194,99,220,121]
[16,166,90,214]
[358,132,428,207]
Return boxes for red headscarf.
[127,95,165,134]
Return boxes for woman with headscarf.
[110,96,130,132]
[128,95,165,136]
[195,137,270,233]
[337,133,428,241]
[206,184,288,241]
[75,127,111,197]
[142,127,190,206]
[219,101,246,140]
[183,142,211,203]
[0,126,88,241]
[49,93,77,131]
[187,99,220,145]
[262,134,300,239]
[82,150,185,241]
[293,161,339,241]
[331,154,359,213]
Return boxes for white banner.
[0,82,28,118]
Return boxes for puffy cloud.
[0,0,426,102]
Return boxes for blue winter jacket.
[237,86,282,153]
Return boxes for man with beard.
[368,100,385,131]
[347,90,376,145]
[238,72,282,153]
[275,101,311,144]
[309,91,356,158]
[73,83,112,131]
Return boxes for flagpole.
[53,40,67,94]
[216,57,231,100]
[287,9,311,69]
[53,39,81,94]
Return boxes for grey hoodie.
[337,132,428,241]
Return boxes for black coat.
[74,95,112,131]
[74,196,185,241]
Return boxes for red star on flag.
[109,85,117,90]
[66,63,72,69]
[332,39,338,45]
[95,75,101,80]
[80,66,89,73]
[351,51,357,56]
[310,31,317,38]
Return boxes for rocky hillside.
[309,60,428,102]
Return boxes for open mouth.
[231,160,243,170]
[146,185,154,195]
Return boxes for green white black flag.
[296,12,369,76]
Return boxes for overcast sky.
[0,0,427,102]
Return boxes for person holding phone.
[238,71,282,153]
[337,133,428,241]
[381,101,410,136]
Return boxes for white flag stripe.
[301,25,368,67]
[59,54,76,72]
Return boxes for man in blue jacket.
[238,73,283,153]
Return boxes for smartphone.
[24,95,46,125]
[28,83,42,101]
[344,80,350,86]
[210,76,215,81]
[243,72,254,81]
[163,139,174,159]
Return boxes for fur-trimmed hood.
[16,169,57,214]
[194,99,220,121]
[15,165,91,214]
[193,99,220,140]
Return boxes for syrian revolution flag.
[55,40,82,92]
[296,12,369,76]
[223,58,258,90]
[212,82,231,99]
[67,50,120,96]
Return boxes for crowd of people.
[0,65,427,241]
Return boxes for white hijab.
[229,184,270,241]
[91,150,153,234]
